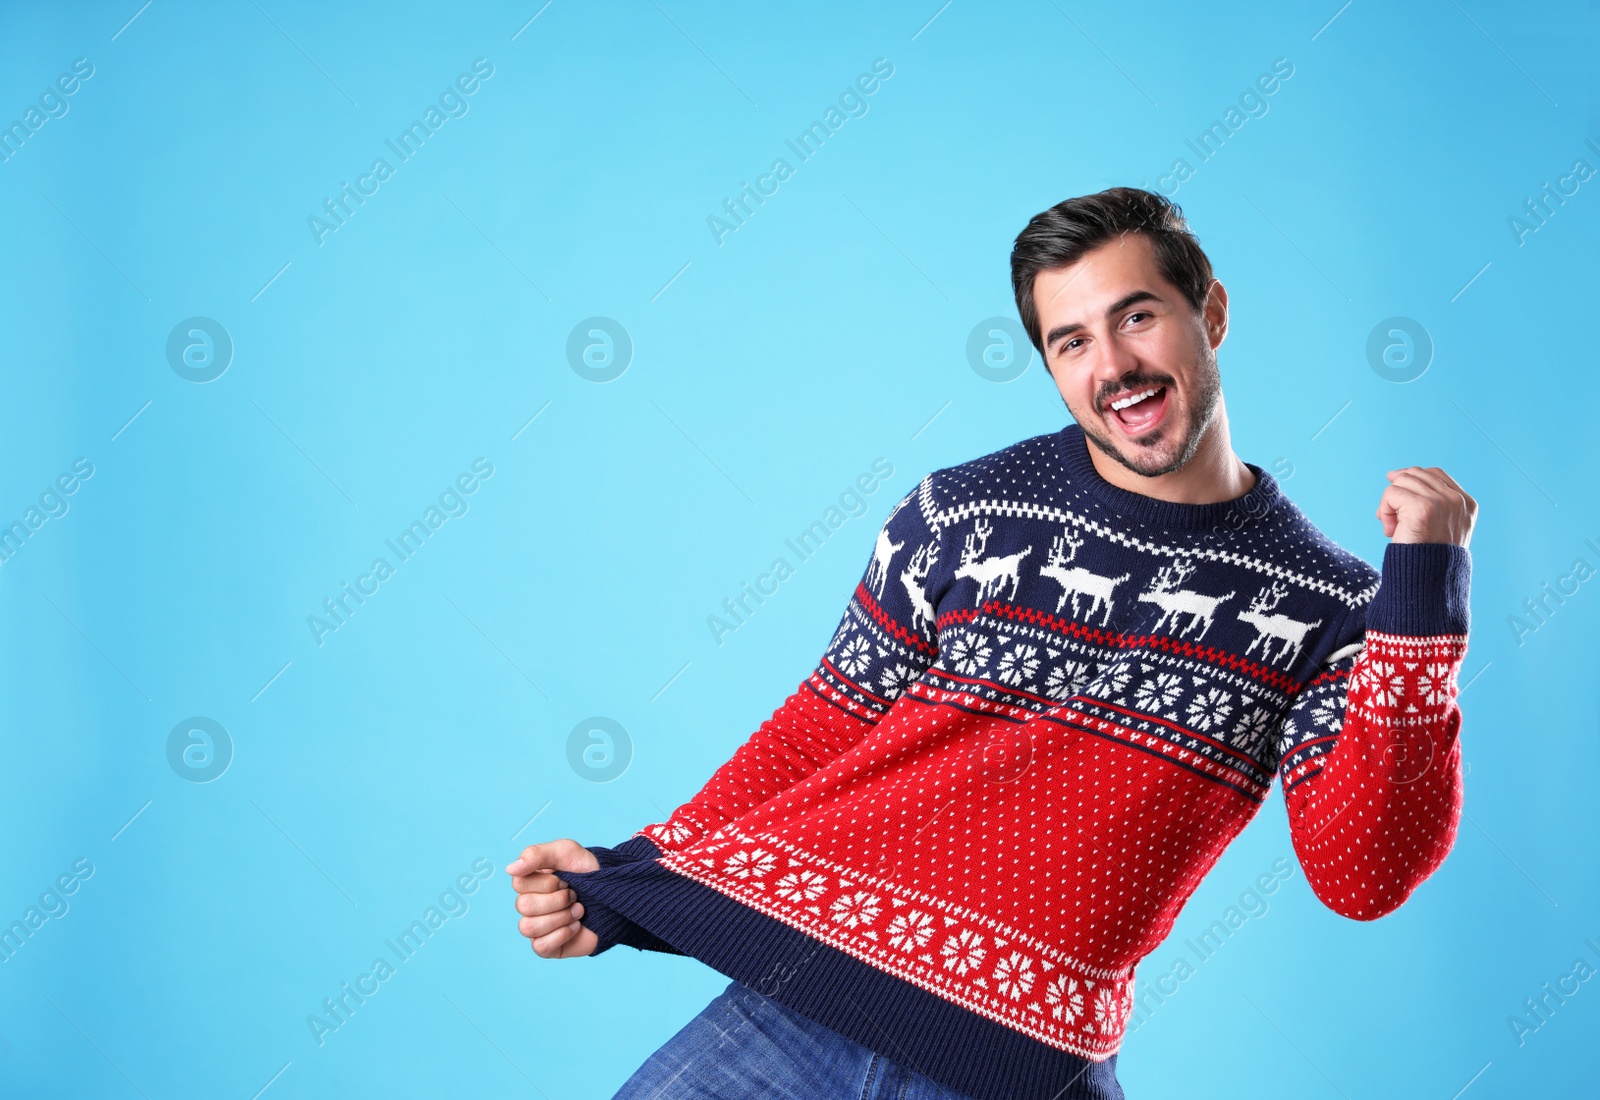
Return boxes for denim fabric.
[613,978,985,1100]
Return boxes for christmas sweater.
[558,422,1472,1100]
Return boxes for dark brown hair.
[1010,187,1214,356]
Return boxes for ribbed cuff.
[1366,542,1472,636]
[572,835,678,956]
[590,833,664,868]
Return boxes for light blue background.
[1,1,1595,1097]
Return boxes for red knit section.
[640,679,878,853]
[650,705,1259,1061]
[638,622,1469,1061]
[1283,631,1467,920]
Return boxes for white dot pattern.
[628,425,1471,1062]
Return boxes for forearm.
[1284,542,1472,920]
[1285,631,1467,919]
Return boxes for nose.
[1092,333,1143,404]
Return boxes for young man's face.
[1032,232,1226,479]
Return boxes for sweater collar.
[1054,421,1283,533]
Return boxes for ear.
[1203,279,1229,349]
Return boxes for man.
[506,187,1477,1100]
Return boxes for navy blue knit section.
[562,835,1125,1100]
[589,835,660,869]
[578,838,686,956]
[1366,541,1472,636]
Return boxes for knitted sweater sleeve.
[632,473,947,855]
[1277,541,1472,921]
[577,475,947,955]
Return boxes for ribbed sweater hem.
[562,834,1124,1100]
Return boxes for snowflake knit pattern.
[559,422,1472,1100]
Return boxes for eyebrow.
[1043,290,1162,352]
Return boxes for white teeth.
[1110,386,1160,411]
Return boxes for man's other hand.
[506,839,601,958]
[1378,466,1478,547]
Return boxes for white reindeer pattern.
[1135,558,1235,641]
[899,540,940,633]
[1236,581,1323,668]
[1037,529,1131,626]
[866,527,904,599]
[955,518,1033,604]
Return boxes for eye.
[1126,311,1151,326]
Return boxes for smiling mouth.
[1104,384,1169,435]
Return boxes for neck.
[1085,403,1256,506]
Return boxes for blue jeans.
[613,978,983,1100]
